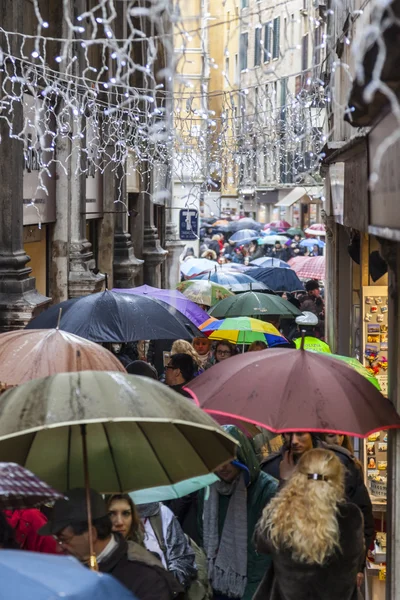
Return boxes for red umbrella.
[264,220,291,230]
[288,256,326,280]
[0,463,65,510]
[185,348,400,437]
[305,223,326,236]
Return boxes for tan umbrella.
[0,329,125,387]
[0,371,237,568]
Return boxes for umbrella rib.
[138,424,173,484]
[103,424,123,492]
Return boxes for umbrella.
[250,257,291,269]
[229,229,260,244]
[209,291,302,319]
[226,218,262,232]
[305,223,326,236]
[193,271,259,287]
[111,285,209,328]
[26,291,202,342]
[264,220,291,230]
[180,258,219,279]
[257,235,289,246]
[0,551,136,600]
[0,463,65,510]
[185,348,400,437]
[311,351,381,391]
[229,281,271,294]
[219,263,255,273]
[200,317,288,346]
[176,280,234,307]
[0,329,125,387]
[289,256,326,280]
[299,238,325,249]
[211,220,229,227]
[250,267,304,292]
[286,227,305,237]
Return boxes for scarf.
[203,474,248,598]
[197,352,211,368]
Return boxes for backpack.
[149,513,213,600]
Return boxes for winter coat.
[99,534,184,600]
[166,493,201,546]
[261,443,374,563]
[253,503,364,600]
[197,426,279,600]
[5,509,58,554]
[140,502,197,588]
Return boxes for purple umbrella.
[112,285,209,327]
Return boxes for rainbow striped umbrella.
[200,317,288,346]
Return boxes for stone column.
[142,167,167,287]
[97,147,116,290]
[0,0,50,330]
[164,217,185,289]
[113,169,144,288]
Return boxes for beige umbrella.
[0,329,125,388]
[0,371,237,568]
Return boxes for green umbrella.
[286,227,305,237]
[0,371,237,494]
[257,235,289,246]
[209,291,302,319]
[176,280,234,307]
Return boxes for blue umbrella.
[130,473,218,504]
[250,267,304,292]
[250,257,291,269]
[0,551,136,600]
[229,229,259,244]
[299,238,326,249]
[180,258,219,278]
[193,271,258,286]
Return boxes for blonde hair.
[171,339,201,367]
[258,449,345,565]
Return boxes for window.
[255,87,259,109]
[302,33,309,71]
[272,17,280,59]
[234,53,239,83]
[240,32,248,71]
[280,78,288,122]
[254,27,262,66]
[241,0,248,7]
[264,22,272,62]
[290,14,295,46]
[225,56,230,77]
[313,25,322,67]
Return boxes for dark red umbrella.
[0,463,65,509]
[264,220,291,230]
[185,348,400,437]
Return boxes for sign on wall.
[179,209,198,240]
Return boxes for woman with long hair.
[255,449,364,600]
[107,494,144,544]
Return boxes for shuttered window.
[254,27,261,66]
[264,23,271,62]
[272,17,280,59]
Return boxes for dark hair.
[215,340,236,360]
[106,494,144,544]
[69,515,112,540]
[305,279,319,292]
[0,512,19,549]
[126,360,158,379]
[248,341,268,351]
[169,353,196,383]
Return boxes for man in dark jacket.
[261,432,374,586]
[165,353,196,397]
[198,425,278,600]
[39,488,182,600]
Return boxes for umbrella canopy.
[312,352,381,391]
[193,271,258,287]
[289,256,326,280]
[176,280,234,307]
[219,263,255,273]
[229,229,260,244]
[286,227,305,237]
[299,238,325,249]
[180,258,219,279]
[264,220,291,230]
[0,551,136,600]
[305,223,326,236]
[200,317,288,346]
[0,329,125,387]
[211,219,229,227]
[111,285,209,328]
[257,235,289,246]
[0,463,65,510]
[26,291,202,342]
[185,349,400,437]
[226,218,262,232]
[251,267,304,292]
[250,257,291,269]
[0,371,237,495]
[209,291,302,319]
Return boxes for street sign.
[179,209,198,240]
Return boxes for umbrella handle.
[56,308,63,329]
[80,424,98,571]
[300,330,306,350]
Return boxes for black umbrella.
[226,218,262,233]
[250,267,304,293]
[26,291,202,342]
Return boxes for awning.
[275,187,323,207]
